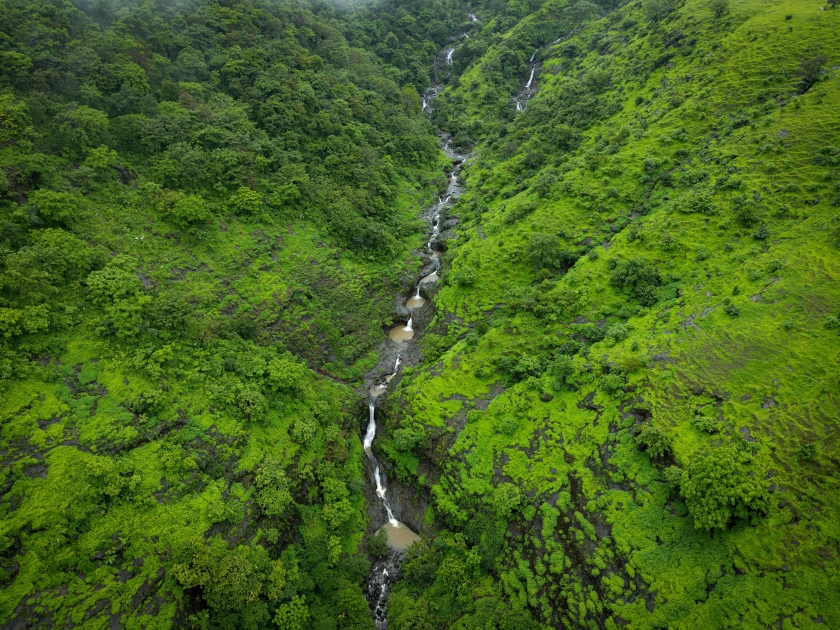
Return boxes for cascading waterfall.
[525,66,535,89]
[365,28,470,628]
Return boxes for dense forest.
[1,0,838,628]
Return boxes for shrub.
[814,146,840,166]
[680,447,769,530]
[452,266,477,287]
[824,315,840,329]
[723,303,740,317]
[491,483,522,518]
[601,373,626,395]
[228,186,263,215]
[365,529,389,558]
[636,424,670,458]
[528,234,578,271]
[393,426,426,452]
[663,465,682,487]
[661,232,679,251]
[673,187,716,215]
[645,0,676,22]
[691,415,719,433]
[799,443,817,461]
[710,0,729,18]
[255,457,293,517]
[753,223,769,240]
[466,409,483,424]
[608,257,662,306]
[798,55,826,94]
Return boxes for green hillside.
[1,0,839,628]
[377,0,840,628]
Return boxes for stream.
[363,138,466,627]
[363,78,467,630]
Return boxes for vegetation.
[1,0,839,627]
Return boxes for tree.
[565,0,600,24]
[798,55,826,94]
[527,234,577,271]
[255,457,293,517]
[57,106,109,158]
[636,424,670,458]
[680,447,769,530]
[710,0,729,17]
[645,0,676,23]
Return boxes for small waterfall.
[415,287,421,299]
[445,47,455,65]
[365,403,398,524]
[405,314,413,332]
[525,66,535,89]
[469,12,478,22]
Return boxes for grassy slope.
[384,0,840,626]
[0,166,444,626]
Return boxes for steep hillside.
[378,0,840,627]
[2,0,839,627]
[0,0,462,628]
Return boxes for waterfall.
[415,286,421,299]
[405,314,413,332]
[525,66,535,89]
[365,403,398,525]
[446,47,455,65]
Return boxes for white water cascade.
[365,33,470,627]
[525,66,535,89]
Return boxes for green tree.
[645,0,676,22]
[680,447,769,530]
[636,424,670,458]
[255,457,293,517]
[710,0,729,17]
[57,106,109,158]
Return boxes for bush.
[452,266,477,287]
[753,223,769,240]
[691,415,719,433]
[673,187,716,215]
[636,424,670,458]
[608,257,662,306]
[663,465,682,487]
[601,372,626,394]
[527,234,578,271]
[723,302,740,317]
[660,232,679,251]
[680,447,769,530]
[645,0,676,22]
[255,457,293,517]
[824,315,840,329]
[393,425,426,452]
[366,529,389,558]
[710,0,729,18]
[814,146,840,166]
[799,443,817,461]
[798,55,826,94]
